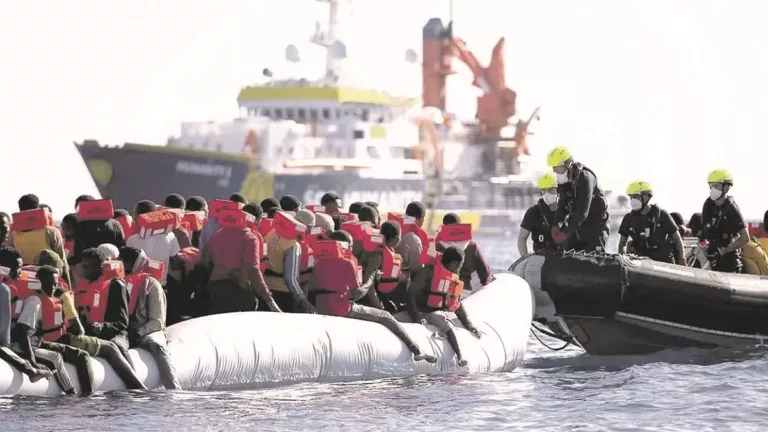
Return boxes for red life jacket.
[124,272,152,316]
[18,265,69,291]
[11,208,55,232]
[336,213,359,223]
[257,216,273,238]
[426,254,464,312]
[361,230,403,294]
[312,241,362,316]
[218,208,268,272]
[36,293,67,343]
[1,267,40,319]
[135,209,183,238]
[387,212,432,251]
[422,223,474,265]
[272,211,308,239]
[76,199,114,221]
[181,211,207,237]
[114,215,135,238]
[209,199,244,220]
[138,258,165,282]
[74,260,125,323]
[340,220,373,242]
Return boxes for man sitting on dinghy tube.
[618,181,687,265]
[439,213,493,291]
[310,230,437,363]
[546,146,609,252]
[406,246,481,367]
[698,169,749,273]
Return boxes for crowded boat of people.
[0,144,762,395]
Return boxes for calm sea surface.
[2,234,766,431]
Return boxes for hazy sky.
[1,0,767,219]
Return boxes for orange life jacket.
[135,209,183,238]
[387,211,432,251]
[177,247,200,273]
[11,208,55,232]
[18,265,69,291]
[336,213,359,223]
[114,215,134,238]
[272,211,308,239]
[340,220,373,242]
[257,216,273,238]
[74,260,124,324]
[313,240,362,291]
[209,199,244,220]
[123,272,152,316]
[218,208,268,272]
[1,267,40,319]
[181,211,207,237]
[421,223,474,265]
[361,230,403,294]
[76,199,114,221]
[426,253,464,312]
[36,293,67,343]
[138,258,165,282]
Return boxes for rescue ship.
[75,0,629,233]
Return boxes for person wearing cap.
[617,181,686,265]
[698,169,749,273]
[518,172,560,256]
[405,246,480,367]
[545,146,609,252]
[439,213,492,289]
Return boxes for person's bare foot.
[414,353,438,363]
[28,368,54,383]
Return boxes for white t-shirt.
[127,232,181,284]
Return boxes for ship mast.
[311,0,350,84]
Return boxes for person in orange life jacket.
[312,231,438,363]
[162,193,193,249]
[263,211,317,314]
[0,248,55,385]
[357,205,379,227]
[127,200,181,286]
[518,172,560,256]
[112,208,135,239]
[546,146,609,252]
[198,193,247,254]
[75,248,141,375]
[202,204,282,314]
[395,201,429,274]
[364,202,381,226]
[314,212,335,236]
[0,212,10,247]
[294,209,319,288]
[184,196,209,248]
[319,192,344,229]
[10,265,82,395]
[358,221,403,312]
[118,246,181,390]
[72,195,126,267]
[406,246,481,367]
[9,194,71,285]
[438,213,493,289]
[348,201,365,215]
[698,169,749,273]
[617,181,686,265]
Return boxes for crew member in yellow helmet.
[545,146,609,252]
[698,169,748,273]
[517,173,559,256]
[617,181,686,265]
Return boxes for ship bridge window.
[322,108,330,119]
[275,109,283,119]
[298,109,306,120]
[353,129,364,139]
[262,108,271,117]
[361,109,369,122]
[335,108,341,119]
[286,108,294,120]
[310,109,318,120]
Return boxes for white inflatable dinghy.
[0,273,532,395]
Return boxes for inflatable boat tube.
[0,273,532,395]
[513,250,768,355]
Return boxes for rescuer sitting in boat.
[263,211,316,314]
[72,195,125,266]
[9,194,71,285]
[546,146,609,252]
[518,172,560,256]
[202,206,281,314]
[617,181,686,265]
[437,213,493,290]
[359,221,404,312]
[118,246,181,390]
[73,248,146,389]
[0,248,56,386]
[310,230,437,364]
[405,246,481,367]
[698,169,749,273]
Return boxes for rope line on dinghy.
[530,321,574,351]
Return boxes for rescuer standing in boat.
[617,181,686,265]
[698,169,749,273]
[546,146,609,252]
[518,173,560,256]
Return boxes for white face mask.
[709,188,723,201]
[543,193,558,206]
[556,173,569,184]
[630,198,643,211]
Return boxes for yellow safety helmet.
[538,172,558,190]
[707,169,734,185]
[626,180,653,196]
[546,146,572,167]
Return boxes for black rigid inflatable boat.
[512,250,768,355]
